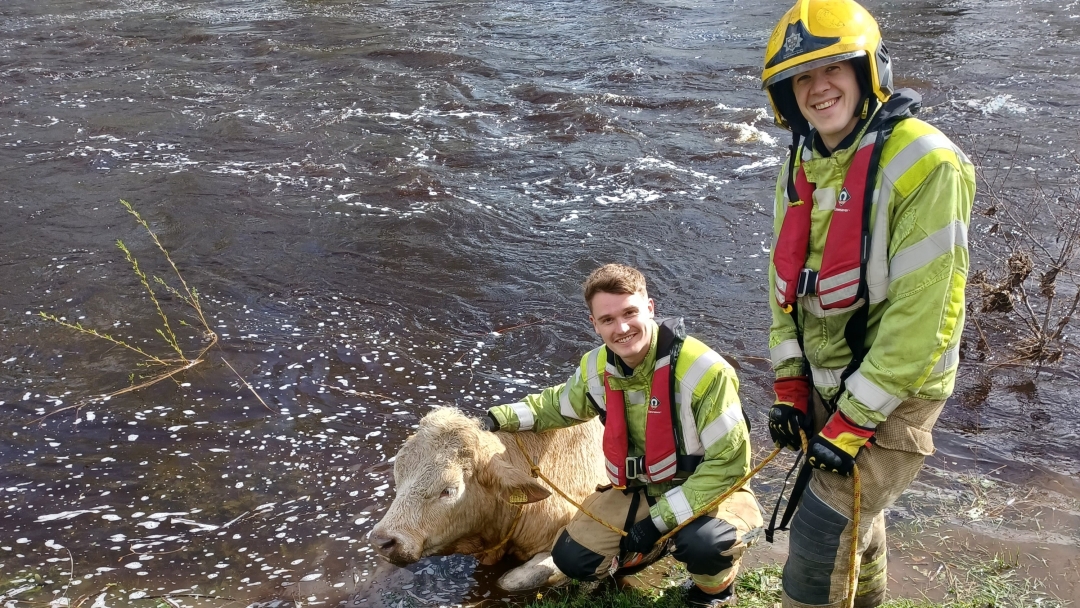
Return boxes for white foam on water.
[719,121,778,146]
[956,94,1030,115]
[734,156,784,174]
[36,509,103,522]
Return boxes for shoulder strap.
[829,118,903,408]
[656,317,685,453]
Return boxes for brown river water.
[1,0,1078,606]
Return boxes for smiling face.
[792,60,863,151]
[589,290,655,370]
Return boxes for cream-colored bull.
[369,407,606,591]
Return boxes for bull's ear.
[480,452,552,505]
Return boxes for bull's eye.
[440,487,456,499]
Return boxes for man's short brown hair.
[582,264,648,310]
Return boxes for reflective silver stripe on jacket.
[774,274,790,304]
[605,459,620,486]
[584,348,606,411]
[647,453,678,480]
[817,267,861,307]
[810,343,957,397]
[560,368,586,420]
[771,339,803,367]
[890,219,968,281]
[933,344,960,374]
[651,511,671,533]
[810,365,844,390]
[509,401,535,431]
[656,353,671,369]
[869,132,966,303]
[798,295,864,318]
[700,404,743,452]
[662,486,695,525]
[677,349,724,456]
[845,370,902,424]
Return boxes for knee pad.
[782,487,850,605]
[670,516,737,576]
[550,529,605,581]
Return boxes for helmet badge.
[783,29,804,58]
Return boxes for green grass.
[518,559,1069,608]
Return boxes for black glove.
[480,413,500,432]
[806,412,874,476]
[621,517,662,555]
[768,376,812,451]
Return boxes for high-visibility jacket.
[488,319,750,533]
[767,90,976,430]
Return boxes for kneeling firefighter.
[486,263,763,608]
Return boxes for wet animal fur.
[370,407,606,590]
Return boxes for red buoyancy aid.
[602,320,682,488]
[773,136,876,311]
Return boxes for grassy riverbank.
[510,443,1077,608]
[519,557,1068,608]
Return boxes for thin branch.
[117,239,183,358]
[38,313,173,366]
[222,357,278,413]
[120,199,212,332]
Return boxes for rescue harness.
[772,130,878,312]
[601,317,700,487]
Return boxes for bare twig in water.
[36,200,219,421]
[316,383,396,402]
[488,313,563,335]
[222,357,278,413]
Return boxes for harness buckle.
[625,456,644,480]
[796,268,818,297]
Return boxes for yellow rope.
[847,463,862,608]
[513,433,789,543]
[657,446,782,544]
[510,425,862,608]
[790,429,861,608]
[796,428,861,608]
[480,503,524,559]
[513,434,628,537]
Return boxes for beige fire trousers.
[781,393,946,608]
[551,485,763,593]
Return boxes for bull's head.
[369,408,550,564]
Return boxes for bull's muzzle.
[369,528,418,565]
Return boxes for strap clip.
[796,268,818,297]
[625,456,644,481]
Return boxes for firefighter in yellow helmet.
[761,1,975,607]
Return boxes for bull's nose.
[369,531,397,554]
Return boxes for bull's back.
[511,417,607,504]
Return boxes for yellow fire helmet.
[761,0,893,134]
